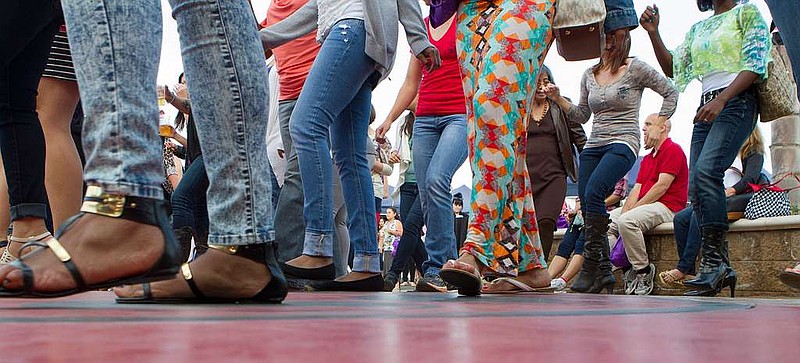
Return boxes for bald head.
[643,114,670,150]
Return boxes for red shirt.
[636,138,688,212]
[263,0,321,101]
[415,18,466,117]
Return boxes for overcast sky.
[156,0,775,193]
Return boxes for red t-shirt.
[415,18,466,117]
[636,138,689,212]
[263,0,321,101]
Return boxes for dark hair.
[453,192,463,206]
[172,72,187,131]
[370,105,376,124]
[402,111,415,139]
[540,65,554,84]
[386,206,397,215]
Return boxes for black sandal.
[115,242,288,304]
[0,186,182,298]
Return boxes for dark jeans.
[389,182,427,276]
[556,221,585,258]
[689,91,758,230]
[766,0,800,93]
[578,144,636,216]
[171,156,209,236]
[0,0,63,221]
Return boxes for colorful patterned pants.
[457,0,555,275]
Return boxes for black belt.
[700,88,726,106]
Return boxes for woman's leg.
[37,77,82,229]
[455,0,555,283]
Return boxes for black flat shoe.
[282,261,335,280]
[116,242,288,304]
[0,186,182,298]
[308,274,383,292]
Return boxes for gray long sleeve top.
[259,0,433,82]
[567,58,679,155]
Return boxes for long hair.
[172,72,187,131]
[739,127,764,159]
[595,31,631,73]
[402,111,415,139]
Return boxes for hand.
[388,151,401,164]
[164,140,177,151]
[542,83,561,100]
[417,46,442,73]
[162,85,174,103]
[639,4,660,33]
[695,97,725,123]
[173,83,188,99]
[375,119,393,141]
[725,187,736,198]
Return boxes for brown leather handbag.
[553,0,606,61]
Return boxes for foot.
[482,268,550,293]
[335,271,380,282]
[285,255,332,269]
[0,214,164,293]
[383,272,399,292]
[632,264,656,296]
[416,273,448,293]
[114,246,271,300]
[550,277,567,291]
[444,253,481,274]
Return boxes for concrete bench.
[552,215,800,297]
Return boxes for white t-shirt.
[318,0,365,41]
[701,71,738,94]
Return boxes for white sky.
[156,0,775,191]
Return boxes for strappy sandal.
[0,186,182,298]
[439,257,483,296]
[115,243,288,304]
[0,232,52,265]
[779,263,800,290]
[657,269,694,289]
[482,277,556,294]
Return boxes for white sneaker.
[550,278,567,291]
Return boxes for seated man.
[608,115,688,295]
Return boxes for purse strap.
[755,173,800,192]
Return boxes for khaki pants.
[608,203,674,270]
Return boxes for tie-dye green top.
[671,4,771,92]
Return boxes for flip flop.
[779,264,800,290]
[482,277,556,294]
[439,259,483,296]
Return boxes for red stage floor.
[1,291,799,362]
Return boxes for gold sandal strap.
[8,231,52,243]
[44,238,72,263]
[207,244,238,255]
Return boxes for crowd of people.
[0,0,799,304]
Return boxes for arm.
[621,184,641,213]
[375,60,422,140]
[165,87,192,115]
[634,173,676,207]
[640,5,674,78]
[549,74,592,124]
[391,221,404,236]
[635,61,679,119]
[259,0,318,50]
[566,111,587,152]
[731,152,765,194]
[605,193,623,208]
[397,0,435,56]
[172,145,186,160]
[603,0,639,33]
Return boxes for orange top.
[263,0,321,101]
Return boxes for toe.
[113,285,145,298]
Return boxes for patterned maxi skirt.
[457,0,556,275]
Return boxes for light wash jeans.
[289,19,380,273]
[62,0,273,245]
[412,114,468,275]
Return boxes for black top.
[732,152,768,194]
[174,114,202,164]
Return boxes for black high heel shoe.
[116,242,288,304]
[684,227,735,297]
[0,186,182,298]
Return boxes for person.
[440,0,640,295]
[452,193,468,252]
[605,115,688,295]
[260,0,441,291]
[379,110,429,291]
[549,178,628,291]
[641,0,769,297]
[548,29,679,294]
[525,65,586,260]
[379,206,403,276]
[376,2,468,292]
[660,128,768,290]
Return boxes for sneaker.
[416,273,449,292]
[632,264,656,296]
[550,278,567,291]
[383,272,399,292]
[623,268,637,295]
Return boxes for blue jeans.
[0,0,62,221]
[413,114,468,275]
[170,156,209,236]
[289,19,380,273]
[673,207,699,275]
[63,0,274,245]
[578,144,636,216]
[388,182,427,276]
[556,221,585,258]
[689,91,758,230]
[766,0,800,91]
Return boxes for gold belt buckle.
[80,185,126,217]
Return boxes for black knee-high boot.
[173,227,194,262]
[684,227,736,297]
[570,213,615,293]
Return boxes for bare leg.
[548,255,568,278]
[561,254,585,282]
[37,77,82,228]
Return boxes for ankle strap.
[8,231,52,243]
[80,186,166,226]
[208,244,266,264]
